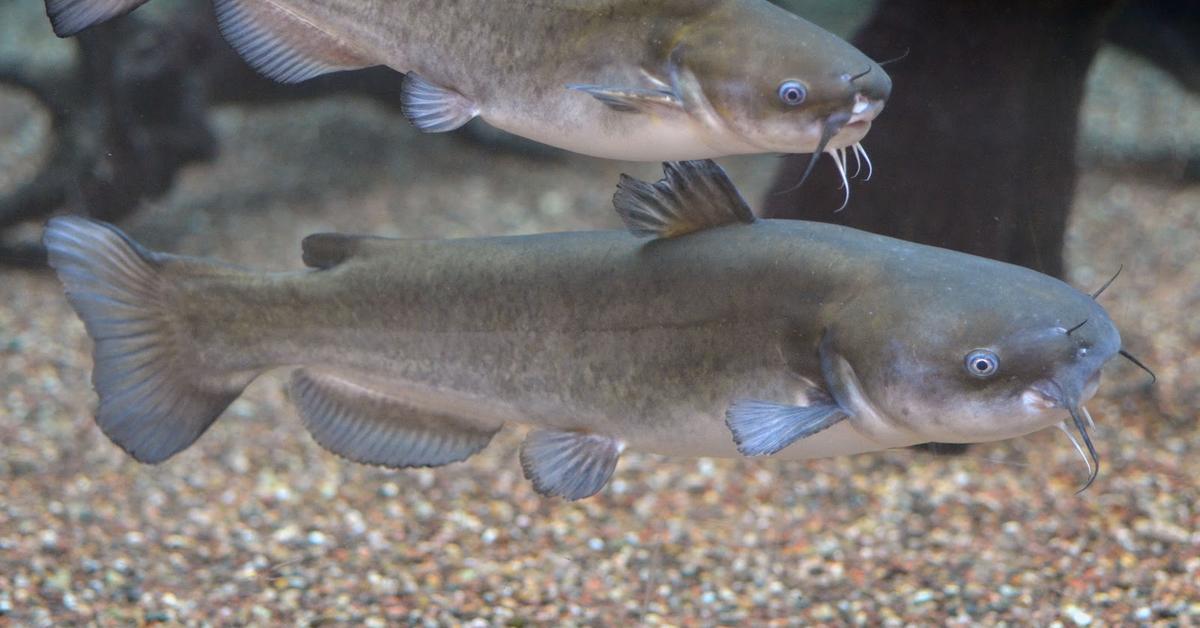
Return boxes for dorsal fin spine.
[612,160,755,239]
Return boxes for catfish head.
[821,260,1129,489]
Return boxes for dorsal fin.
[613,160,755,239]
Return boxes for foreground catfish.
[45,162,1130,500]
[46,0,890,163]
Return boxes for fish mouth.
[836,95,885,140]
[848,94,885,125]
[772,93,886,207]
[1023,374,1104,492]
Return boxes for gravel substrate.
[1,44,1197,627]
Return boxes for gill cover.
[726,332,866,456]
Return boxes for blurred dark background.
[768,0,1199,281]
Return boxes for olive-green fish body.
[178,226,872,459]
[44,162,1123,500]
[46,0,890,160]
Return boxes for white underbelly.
[484,109,758,161]
[617,409,918,462]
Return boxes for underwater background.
[1,0,1197,624]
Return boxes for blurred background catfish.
[44,0,890,161]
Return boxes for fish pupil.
[778,81,807,106]
[964,350,999,377]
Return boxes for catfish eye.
[965,350,999,378]
[777,81,807,106]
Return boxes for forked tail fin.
[43,216,253,463]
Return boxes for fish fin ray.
[520,429,623,500]
[613,160,755,239]
[43,217,252,463]
[566,84,682,113]
[213,0,374,84]
[44,0,152,37]
[725,396,847,456]
[290,369,500,468]
[400,74,479,133]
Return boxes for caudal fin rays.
[43,216,253,463]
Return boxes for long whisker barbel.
[774,113,849,197]
[1068,406,1100,493]
[849,66,871,82]
[830,149,851,212]
[1118,349,1157,383]
[852,142,873,181]
[1056,420,1092,479]
[1092,265,1123,299]
[1082,265,1155,384]
[1081,405,1096,430]
[876,48,911,67]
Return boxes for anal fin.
[290,369,500,468]
[45,0,152,37]
[520,430,623,501]
[214,0,374,84]
[725,396,847,457]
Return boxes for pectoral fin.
[725,396,847,457]
[400,74,479,133]
[290,369,500,468]
[519,429,624,500]
[566,84,682,114]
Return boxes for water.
[0,0,1196,624]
